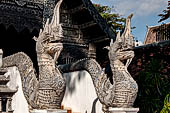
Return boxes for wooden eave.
[63,0,116,43]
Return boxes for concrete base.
[31,109,67,113]
[109,108,139,113]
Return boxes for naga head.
[104,14,134,60]
[33,0,63,59]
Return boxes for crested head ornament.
[34,0,63,43]
[33,0,63,53]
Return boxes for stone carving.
[59,14,138,112]
[102,14,138,112]
[2,0,66,110]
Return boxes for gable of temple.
[0,0,115,65]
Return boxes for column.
[88,43,96,59]
[6,97,13,113]
[8,98,13,112]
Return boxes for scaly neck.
[37,53,59,81]
[59,58,111,91]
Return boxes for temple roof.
[59,0,116,44]
[63,0,116,42]
[0,0,116,44]
[144,23,170,44]
[0,0,44,31]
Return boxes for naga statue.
[59,14,138,112]
[2,0,66,110]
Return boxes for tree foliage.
[161,93,170,113]
[134,59,170,113]
[158,1,170,23]
[94,4,126,33]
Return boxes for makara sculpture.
[59,14,138,112]
[2,0,66,110]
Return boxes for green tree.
[94,4,126,33]
[158,1,170,22]
[134,59,170,113]
[161,93,170,113]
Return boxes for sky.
[91,0,170,43]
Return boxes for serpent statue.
[1,0,138,111]
[59,14,138,112]
[2,0,66,110]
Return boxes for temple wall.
[129,40,170,77]
[5,67,29,113]
[62,71,102,113]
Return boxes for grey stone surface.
[109,108,139,113]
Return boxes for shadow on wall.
[62,71,102,113]
[63,71,86,96]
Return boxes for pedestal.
[31,109,67,113]
[109,108,139,113]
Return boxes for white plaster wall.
[62,71,102,113]
[5,67,29,113]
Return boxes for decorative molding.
[89,35,109,43]
[61,23,79,29]
[69,4,86,14]
[0,0,44,9]
[0,0,43,32]
[78,21,97,29]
